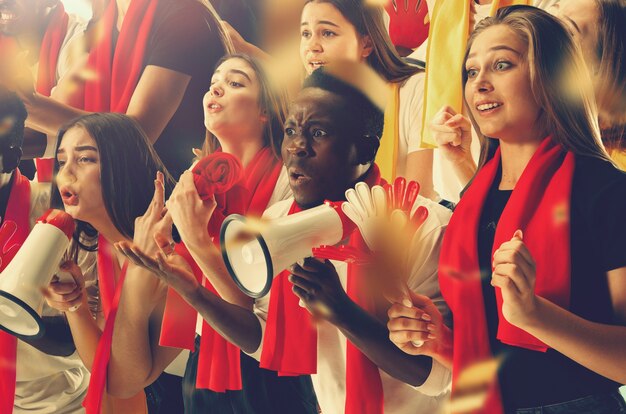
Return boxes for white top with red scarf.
[14,180,95,414]
[249,195,452,414]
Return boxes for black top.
[476,155,626,411]
[121,0,227,176]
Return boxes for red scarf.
[260,165,385,414]
[34,3,69,183]
[83,0,158,113]
[83,236,129,413]
[159,148,283,392]
[0,170,31,414]
[439,137,574,413]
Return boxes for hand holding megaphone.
[0,209,75,338]
[43,261,86,314]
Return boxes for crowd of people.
[0,0,624,413]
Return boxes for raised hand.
[491,230,539,328]
[133,171,173,256]
[430,105,473,166]
[116,233,200,302]
[167,170,216,249]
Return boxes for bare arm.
[22,65,191,154]
[167,171,253,309]
[108,263,181,398]
[492,233,626,384]
[116,241,263,356]
[515,267,626,383]
[402,149,438,201]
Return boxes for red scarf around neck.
[260,164,386,414]
[83,235,129,413]
[35,3,69,183]
[439,137,574,413]
[0,170,31,414]
[159,148,284,392]
[83,0,158,113]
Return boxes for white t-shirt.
[249,195,453,414]
[14,180,91,414]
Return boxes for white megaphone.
[0,209,75,338]
[220,201,354,298]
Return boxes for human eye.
[78,155,97,164]
[312,128,328,138]
[466,67,478,79]
[494,60,512,71]
[322,29,337,38]
[57,159,66,168]
[301,29,311,38]
[285,127,296,136]
[229,80,244,88]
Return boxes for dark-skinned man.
[113,68,451,413]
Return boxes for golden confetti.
[0,116,16,137]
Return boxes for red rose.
[192,153,243,200]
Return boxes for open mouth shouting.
[289,167,312,187]
[59,187,79,207]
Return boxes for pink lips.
[60,187,78,206]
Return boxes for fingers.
[59,260,85,291]
[289,274,319,295]
[151,171,165,212]
[492,264,529,294]
[154,232,176,256]
[387,302,431,321]
[291,258,333,278]
[44,282,84,312]
[491,272,523,296]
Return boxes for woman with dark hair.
[108,54,318,414]
[388,6,626,413]
[44,112,178,413]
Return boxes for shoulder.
[398,71,425,100]
[572,155,626,209]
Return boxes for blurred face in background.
[300,1,373,74]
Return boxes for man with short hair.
[113,69,451,413]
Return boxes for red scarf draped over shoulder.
[35,3,69,182]
[160,147,283,392]
[260,164,386,414]
[439,137,574,413]
[0,171,31,414]
[83,0,158,113]
[83,236,129,413]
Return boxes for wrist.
[180,228,212,252]
[515,295,545,331]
